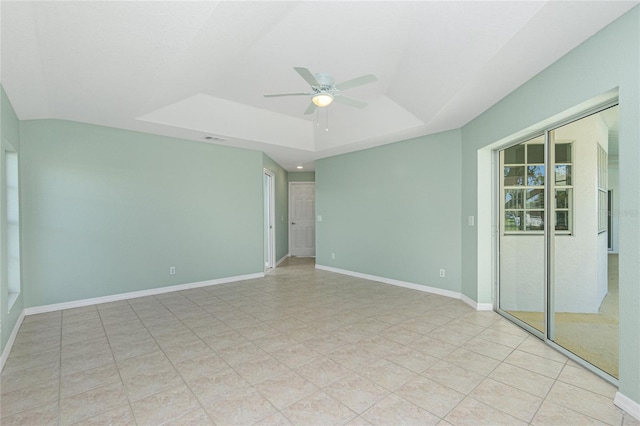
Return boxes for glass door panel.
[498,136,546,333]
[549,106,619,378]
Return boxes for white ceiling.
[1,1,637,171]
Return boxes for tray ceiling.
[1,1,636,170]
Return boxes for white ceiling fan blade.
[294,67,320,87]
[304,102,317,115]
[334,94,367,108]
[264,92,311,98]
[335,74,378,91]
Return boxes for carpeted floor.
[506,254,619,378]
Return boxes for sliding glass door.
[549,106,619,378]
[498,135,546,334]
[497,104,619,380]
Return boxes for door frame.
[264,169,275,271]
[288,182,316,257]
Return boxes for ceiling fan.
[264,67,378,115]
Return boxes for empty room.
[1,1,639,425]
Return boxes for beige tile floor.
[1,257,638,425]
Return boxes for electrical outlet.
[170,266,176,275]
[439,269,445,278]
[331,253,335,260]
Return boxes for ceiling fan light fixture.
[312,93,333,107]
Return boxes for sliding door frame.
[495,131,547,340]
[495,99,620,385]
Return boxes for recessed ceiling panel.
[313,96,424,152]
[137,94,314,151]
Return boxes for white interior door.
[289,182,315,257]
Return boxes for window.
[597,144,607,233]
[5,150,21,310]
[502,138,573,233]
[554,141,573,232]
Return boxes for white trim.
[461,294,494,311]
[276,254,289,267]
[264,168,276,270]
[23,273,264,316]
[315,265,490,309]
[7,291,20,311]
[316,264,491,311]
[0,310,25,372]
[615,392,640,421]
[478,148,496,310]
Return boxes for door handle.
[291,222,296,225]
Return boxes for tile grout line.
[540,361,624,426]
[162,287,311,425]
[98,301,138,425]
[153,292,232,424]
[124,295,203,425]
[420,320,511,424]
[57,305,119,425]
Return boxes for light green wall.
[461,7,640,403]
[20,119,264,307]
[1,87,20,151]
[262,154,289,262]
[0,85,23,355]
[288,171,315,182]
[316,130,462,292]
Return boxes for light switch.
[317,215,323,222]
[468,216,475,226]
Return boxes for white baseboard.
[0,310,25,372]
[23,272,264,316]
[316,264,470,302]
[615,391,640,421]
[2,272,263,372]
[315,264,492,311]
[276,254,289,267]
[461,294,494,311]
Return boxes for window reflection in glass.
[527,144,545,164]
[526,189,545,209]
[555,143,572,163]
[504,166,525,186]
[528,165,545,186]
[504,145,525,164]
[555,165,572,185]
[556,189,571,209]
[556,211,569,231]
[505,189,524,209]
[505,211,524,231]
[526,211,544,231]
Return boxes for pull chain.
[325,106,329,132]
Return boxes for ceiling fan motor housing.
[264,67,375,113]
[313,73,335,92]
